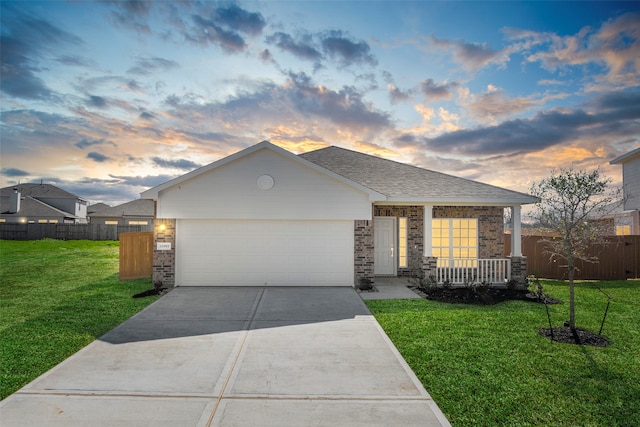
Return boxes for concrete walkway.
[358,277,423,300]
[1,287,449,426]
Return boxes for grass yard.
[366,280,640,427]
[0,239,159,400]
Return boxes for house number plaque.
[157,242,172,251]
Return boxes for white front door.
[374,217,396,275]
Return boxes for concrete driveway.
[1,287,450,426]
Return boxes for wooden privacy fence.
[119,231,154,280]
[0,223,152,240]
[504,234,640,280]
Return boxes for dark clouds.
[1,168,30,177]
[86,95,108,108]
[0,4,81,100]
[151,157,200,170]
[286,72,390,129]
[266,30,377,69]
[75,138,117,150]
[87,152,110,162]
[414,91,640,155]
[320,30,377,67]
[163,72,391,132]
[182,4,265,52]
[266,32,323,62]
[430,35,507,73]
[421,79,457,100]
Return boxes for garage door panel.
[176,220,353,286]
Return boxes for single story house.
[142,141,537,288]
[88,199,155,226]
[0,183,88,224]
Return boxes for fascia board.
[610,147,640,165]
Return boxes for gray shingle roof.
[300,146,537,204]
[0,195,80,219]
[89,199,154,218]
[0,183,84,200]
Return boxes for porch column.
[510,205,522,257]
[423,204,433,257]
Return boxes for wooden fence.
[119,232,154,280]
[0,223,153,241]
[504,234,640,280]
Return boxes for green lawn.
[366,280,640,427]
[0,239,159,400]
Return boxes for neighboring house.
[88,199,155,226]
[142,141,537,288]
[87,202,111,215]
[609,147,640,235]
[0,183,88,224]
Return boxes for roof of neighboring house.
[0,183,87,201]
[610,147,640,165]
[88,199,154,218]
[87,203,111,214]
[300,146,538,205]
[0,195,81,219]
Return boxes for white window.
[398,217,408,268]
[432,219,478,267]
[128,221,148,225]
[105,221,118,225]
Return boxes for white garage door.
[176,220,354,286]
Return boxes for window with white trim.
[432,218,478,267]
[398,217,408,268]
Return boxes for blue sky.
[1,0,638,206]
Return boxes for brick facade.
[354,219,374,282]
[509,256,528,285]
[153,218,176,288]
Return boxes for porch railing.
[436,258,511,285]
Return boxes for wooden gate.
[119,231,154,280]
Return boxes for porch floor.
[358,277,422,300]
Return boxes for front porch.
[355,204,527,287]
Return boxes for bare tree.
[530,167,621,330]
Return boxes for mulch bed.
[539,327,609,347]
[409,286,562,305]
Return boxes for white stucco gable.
[141,141,384,220]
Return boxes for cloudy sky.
[1,1,639,207]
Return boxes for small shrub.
[357,277,374,291]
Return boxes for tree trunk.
[568,258,575,330]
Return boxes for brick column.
[422,256,438,280]
[509,256,528,287]
[354,220,374,283]
[153,218,176,288]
